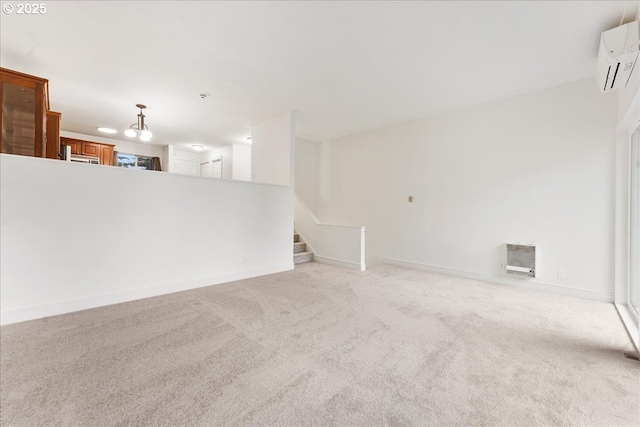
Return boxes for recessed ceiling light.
[192,144,204,151]
[97,127,117,134]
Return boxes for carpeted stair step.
[294,251,313,264]
[294,241,307,254]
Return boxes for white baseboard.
[383,257,613,303]
[615,304,640,353]
[314,255,365,271]
[0,263,294,326]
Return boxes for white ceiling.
[0,1,635,151]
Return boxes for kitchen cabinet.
[60,137,115,165]
[81,141,101,157]
[100,144,114,166]
[64,138,81,155]
[45,111,61,160]
[0,68,52,157]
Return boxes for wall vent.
[506,244,535,278]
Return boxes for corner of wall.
[250,111,295,187]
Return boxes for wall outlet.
[408,196,413,203]
[557,269,566,279]
[242,257,248,264]
[500,263,505,270]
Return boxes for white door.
[212,158,222,179]
[200,161,211,177]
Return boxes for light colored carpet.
[1,262,638,426]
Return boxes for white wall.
[314,78,618,301]
[294,195,365,271]
[232,144,252,181]
[0,154,294,324]
[252,112,294,186]
[618,65,639,124]
[618,4,640,119]
[617,15,639,127]
[61,131,164,160]
[170,147,200,176]
[295,138,321,213]
[162,145,172,173]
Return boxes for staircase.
[293,232,314,264]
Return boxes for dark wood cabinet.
[1,68,53,158]
[61,137,114,165]
[45,111,61,159]
[2,68,116,167]
[81,141,100,157]
[63,138,81,154]
[100,144,114,166]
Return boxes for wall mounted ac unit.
[597,20,639,92]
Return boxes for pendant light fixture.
[125,104,153,142]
